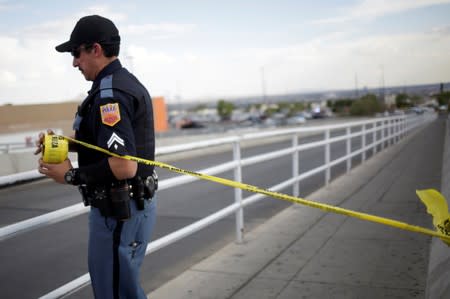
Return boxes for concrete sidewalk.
[148,118,445,299]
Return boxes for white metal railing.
[0,113,436,298]
[0,129,64,154]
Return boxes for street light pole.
[261,66,267,106]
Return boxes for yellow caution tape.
[42,134,68,163]
[416,189,450,245]
[59,135,450,245]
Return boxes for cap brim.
[55,40,73,52]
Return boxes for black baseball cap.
[55,15,120,52]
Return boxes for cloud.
[1,3,449,105]
[0,1,23,12]
[124,23,196,35]
[0,5,198,104]
[228,28,450,94]
[80,5,127,22]
[0,70,16,83]
[21,6,128,40]
[313,0,450,24]
[430,24,450,35]
[122,22,196,40]
[126,45,176,65]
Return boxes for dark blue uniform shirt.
[74,59,155,184]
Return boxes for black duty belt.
[78,172,158,218]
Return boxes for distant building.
[384,94,396,108]
[153,97,169,133]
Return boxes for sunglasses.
[71,44,93,58]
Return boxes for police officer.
[36,15,157,298]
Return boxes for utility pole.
[261,67,267,106]
[354,73,359,98]
[176,80,182,115]
[380,64,385,105]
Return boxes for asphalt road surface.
[0,127,373,298]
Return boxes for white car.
[286,115,306,125]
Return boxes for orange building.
[0,97,169,134]
[152,96,168,133]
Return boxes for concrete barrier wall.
[426,116,450,298]
[0,118,375,178]
[0,151,77,176]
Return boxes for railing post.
[346,127,351,173]
[390,118,394,146]
[292,134,299,197]
[362,124,366,162]
[400,116,406,138]
[396,118,400,142]
[394,118,398,143]
[325,129,330,185]
[233,140,243,243]
[400,117,403,140]
[405,116,409,133]
[394,118,397,143]
[381,120,385,150]
[372,122,377,155]
[386,119,390,146]
[406,116,409,134]
[392,118,396,145]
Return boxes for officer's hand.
[38,158,72,184]
[34,129,55,155]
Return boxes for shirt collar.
[91,59,122,90]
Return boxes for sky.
[0,0,449,105]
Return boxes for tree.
[330,99,353,115]
[436,83,450,109]
[289,102,305,116]
[395,93,410,108]
[264,106,278,117]
[193,104,207,112]
[436,92,450,107]
[350,94,384,116]
[410,95,423,106]
[277,102,291,113]
[217,99,234,121]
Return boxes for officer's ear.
[92,43,104,57]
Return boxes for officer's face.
[72,44,97,81]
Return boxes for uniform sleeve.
[94,90,137,156]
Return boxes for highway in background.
[0,127,368,298]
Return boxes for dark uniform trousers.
[88,196,156,299]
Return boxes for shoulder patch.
[100,103,121,126]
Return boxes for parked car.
[177,118,205,129]
[300,111,312,119]
[286,115,306,125]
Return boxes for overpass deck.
[149,118,445,298]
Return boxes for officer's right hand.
[38,158,72,184]
[34,129,55,155]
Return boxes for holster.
[79,172,158,220]
[110,181,131,221]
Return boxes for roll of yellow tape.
[42,134,68,163]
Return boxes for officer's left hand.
[34,129,55,155]
[38,158,73,184]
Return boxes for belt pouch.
[133,178,146,210]
[78,186,91,206]
[110,183,131,220]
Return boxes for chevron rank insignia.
[100,103,121,126]
[107,132,125,151]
